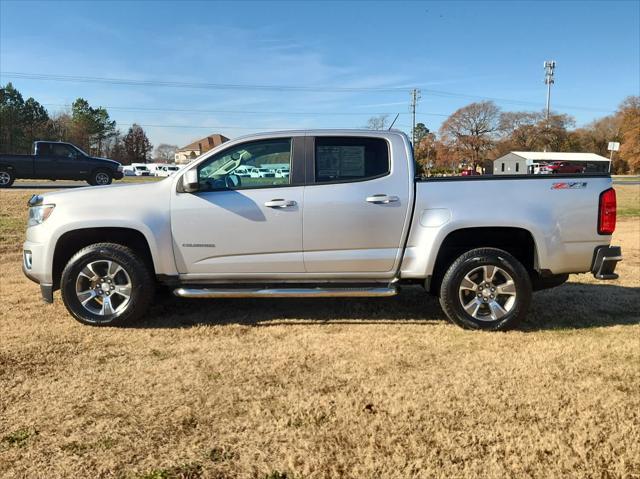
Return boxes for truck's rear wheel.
[88,170,112,186]
[60,243,154,326]
[439,248,532,331]
[0,168,15,188]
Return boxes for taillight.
[598,188,616,235]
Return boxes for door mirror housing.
[182,168,199,193]
[225,174,242,189]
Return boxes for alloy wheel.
[458,265,517,321]
[75,260,132,317]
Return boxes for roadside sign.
[608,142,620,151]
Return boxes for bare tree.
[365,114,390,130]
[439,101,501,169]
[618,96,640,173]
[123,124,152,164]
[154,143,178,163]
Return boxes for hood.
[37,177,169,205]
[91,156,121,167]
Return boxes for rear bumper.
[591,246,622,280]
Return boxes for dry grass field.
[1,185,639,479]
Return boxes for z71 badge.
[551,182,587,190]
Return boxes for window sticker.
[317,145,365,178]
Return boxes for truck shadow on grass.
[137,283,640,331]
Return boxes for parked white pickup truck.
[22,130,622,330]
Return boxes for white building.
[494,151,611,175]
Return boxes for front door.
[48,143,86,180]
[302,135,412,276]
[171,136,305,276]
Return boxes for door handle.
[366,194,399,204]
[264,199,297,208]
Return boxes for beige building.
[175,134,229,164]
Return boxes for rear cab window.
[36,143,51,156]
[313,137,389,183]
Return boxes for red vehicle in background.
[460,169,481,176]
[539,161,585,174]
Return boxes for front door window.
[197,138,292,191]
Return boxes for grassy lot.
[617,183,640,217]
[0,185,638,479]
[613,175,640,183]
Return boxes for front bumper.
[22,259,54,303]
[22,240,55,303]
[114,171,124,180]
[591,246,622,280]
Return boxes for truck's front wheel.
[439,248,532,331]
[88,170,112,186]
[60,243,154,326]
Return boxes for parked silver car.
[22,130,621,330]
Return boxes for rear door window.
[314,137,389,183]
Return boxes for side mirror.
[183,169,199,193]
[225,174,242,189]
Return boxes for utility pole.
[544,60,556,120]
[410,88,421,145]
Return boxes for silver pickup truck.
[22,130,622,330]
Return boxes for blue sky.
[1,0,638,148]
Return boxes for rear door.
[302,134,412,276]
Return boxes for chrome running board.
[173,285,398,298]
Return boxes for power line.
[41,102,450,117]
[0,71,410,93]
[1,71,615,113]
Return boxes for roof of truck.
[226,128,407,141]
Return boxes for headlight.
[117,165,124,173]
[28,204,55,227]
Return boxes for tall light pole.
[544,60,556,120]
[410,88,421,145]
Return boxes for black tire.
[0,168,15,188]
[439,247,532,331]
[88,169,112,186]
[60,243,154,326]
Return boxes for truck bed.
[402,173,612,278]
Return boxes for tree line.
[0,83,179,164]
[2,82,638,172]
[368,96,639,175]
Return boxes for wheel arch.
[428,226,538,295]
[52,227,155,290]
